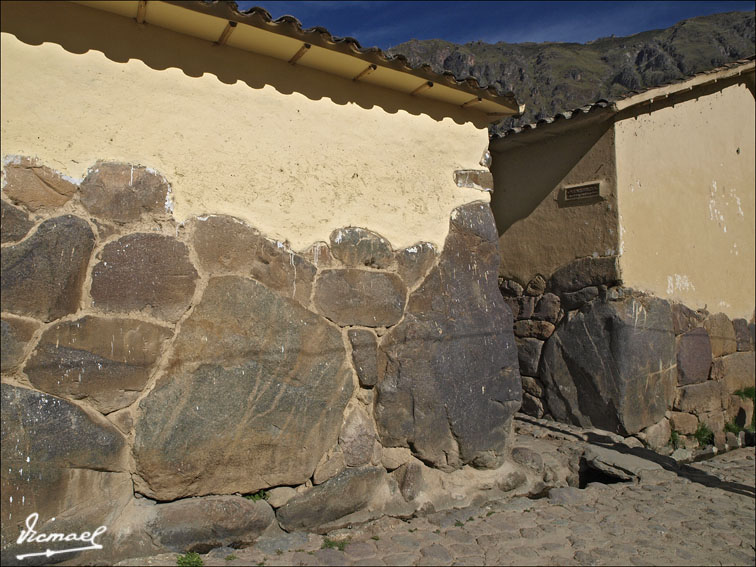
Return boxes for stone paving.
[119,425,756,567]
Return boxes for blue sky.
[235,1,755,49]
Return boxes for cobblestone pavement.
[122,441,755,566]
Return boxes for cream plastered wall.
[0,3,489,252]
[490,121,619,284]
[615,80,756,319]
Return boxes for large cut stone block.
[540,295,676,435]
[676,327,712,385]
[25,316,173,414]
[375,203,521,470]
[147,496,274,553]
[192,214,315,307]
[314,269,407,327]
[671,303,705,335]
[348,329,379,387]
[704,313,737,358]
[0,199,34,244]
[675,381,724,414]
[79,161,170,223]
[533,293,561,323]
[90,233,198,322]
[548,256,621,294]
[396,242,438,288]
[2,157,77,212]
[668,411,698,435]
[330,227,394,269]
[516,337,543,376]
[1,215,95,322]
[0,315,39,373]
[1,384,130,565]
[133,276,352,500]
[732,318,754,351]
[277,467,385,532]
[339,405,377,467]
[710,352,756,394]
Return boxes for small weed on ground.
[371,535,380,541]
[177,552,203,567]
[224,554,237,561]
[694,422,714,447]
[734,386,755,401]
[669,429,682,449]
[724,420,743,435]
[243,490,269,502]
[454,520,465,527]
[322,537,350,551]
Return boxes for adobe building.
[1,1,526,563]
[490,59,755,447]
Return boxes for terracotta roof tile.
[492,56,755,139]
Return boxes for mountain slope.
[387,11,755,133]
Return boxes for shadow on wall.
[489,117,613,236]
[0,1,485,128]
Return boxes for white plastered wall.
[0,5,489,252]
[615,80,755,319]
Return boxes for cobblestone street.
[120,422,756,567]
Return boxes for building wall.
[615,78,756,319]
[490,120,620,285]
[1,3,523,560]
[0,0,489,251]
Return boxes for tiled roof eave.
[160,0,522,114]
[492,56,755,141]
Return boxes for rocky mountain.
[387,11,755,133]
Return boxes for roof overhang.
[73,0,523,121]
[614,58,755,111]
[491,57,755,147]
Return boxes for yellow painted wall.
[0,1,490,251]
[490,120,619,285]
[615,79,756,319]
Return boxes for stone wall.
[1,157,522,564]
[501,256,755,452]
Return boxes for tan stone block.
[699,411,725,438]
[704,313,737,358]
[710,352,755,394]
[513,319,555,340]
[638,418,671,450]
[3,157,77,212]
[1,215,95,322]
[382,446,412,471]
[668,411,698,435]
[267,486,297,508]
[0,315,40,372]
[90,233,198,322]
[454,169,493,192]
[675,381,723,414]
[80,161,169,223]
[0,199,34,244]
[26,316,173,414]
[339,405,377,467]
[313,447,346,485]
[314,269,406,327]
[192,214,316,307]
